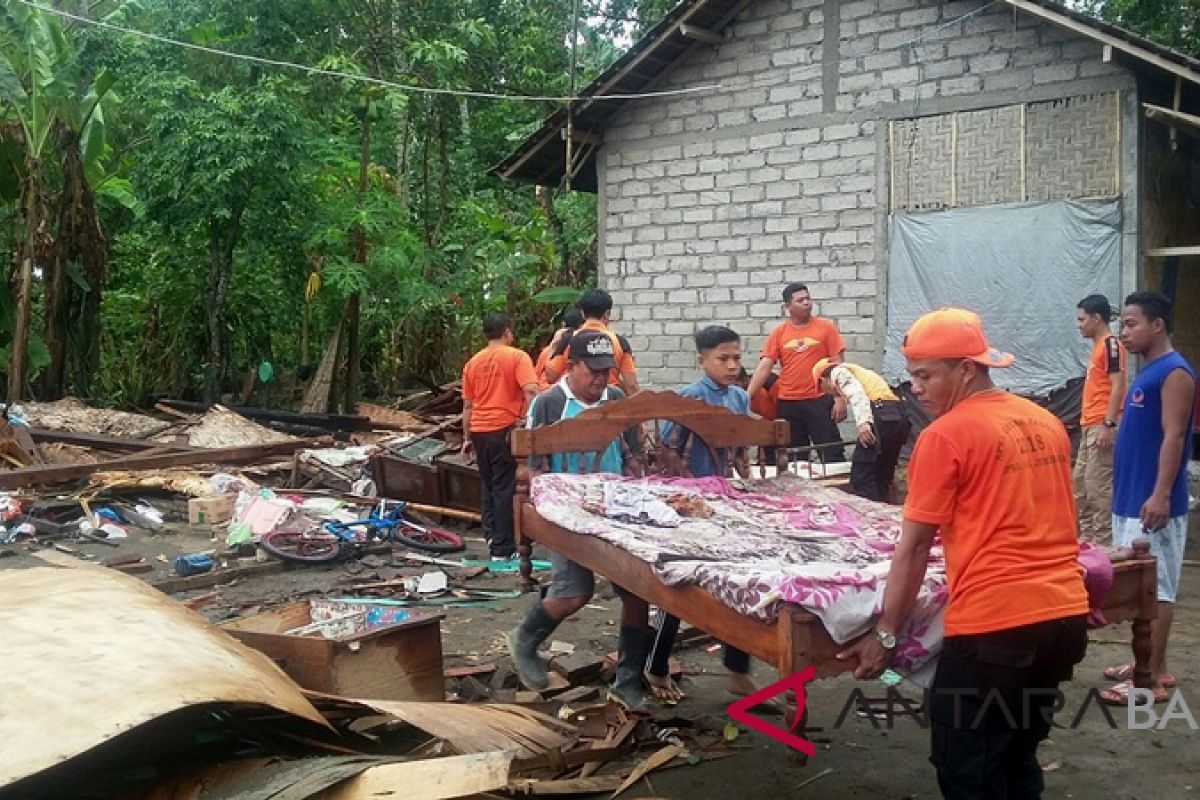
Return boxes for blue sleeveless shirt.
[1111,350,1196,518]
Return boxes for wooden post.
[1129,538,1157,690]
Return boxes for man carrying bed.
[505,331,651,708]
[839,308,1089,799]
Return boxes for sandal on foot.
[643,671,685,705]
[1102,663,1176,688]
[1099,680,1169,706]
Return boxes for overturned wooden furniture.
[510,391,1159,749]
[223,600,445,701]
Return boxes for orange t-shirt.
[1080,335,1126,426]
[545,320,636,387]
[761,317,845,400]
[461,345,538,433]
[750,379,779,420]
[903,391,1088,637]
[534,343,555,390]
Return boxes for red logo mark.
[726,665,816,756]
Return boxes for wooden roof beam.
[1146,246,1200,257]
[561,128,602,146]
[1003,0,1200,87]
[680,24,724,46]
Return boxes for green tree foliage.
[1078,0,1200,56]
[0,0,673,407]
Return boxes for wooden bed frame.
[511,391,1158,710]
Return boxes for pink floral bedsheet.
[530,472,949,676]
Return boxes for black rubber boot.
[608,625,653,709]
[505,602,560,691]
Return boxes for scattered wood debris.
[21,398,174,439]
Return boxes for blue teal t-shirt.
[526,382,625,474]
[1112,350,1196,518]
[660,376,750,477]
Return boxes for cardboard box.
[187,495,235,525]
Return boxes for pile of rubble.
[0,394,485,579]
[3,551,734,798]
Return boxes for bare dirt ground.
[6,502,1198,799]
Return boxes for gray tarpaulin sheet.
[882,200,1121,396]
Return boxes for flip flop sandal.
[1102,663,1177,688]
[643,672,685,705]
[1099,680,1169,706]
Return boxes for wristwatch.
[873,628,897,650]
[1103,419,1117,428]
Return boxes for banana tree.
[0,0,117,400]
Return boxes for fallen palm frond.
[307,694,577,759]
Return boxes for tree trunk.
[536,185,572,284]
[395,101,411,214]
[203,203,244,404]
[41,127,108,399]
[344,111,372,411]
[7,164,42,403]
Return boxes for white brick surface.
[595,0,1132,387]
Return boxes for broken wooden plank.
[512,743,623,774]
[152,560,287,594]
[552,685,600,706]
[110,560,153,574]
[508,776,624,796]
[609,745,686,799]
[384,414,463,453]
[157,399,393,432]
[580,715,638,780]
[550,650,605,686]
[324,751,513,800]
[444,663,498,679]
[0,438,327,491]
[103,552,145,568]
[27,427,198,453]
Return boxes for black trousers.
[647,610,750,676]
[776,395,845,462]
[849,400,911,502]
[929,615,1088,800]
[473,426,517,557]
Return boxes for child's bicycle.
[259,499,465,564]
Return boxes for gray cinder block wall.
[597,0,1136,388]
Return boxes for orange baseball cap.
[901,308,1015,368]
[811,357,836,385]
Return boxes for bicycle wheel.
[260,529,346,564]
[392,522,465,554]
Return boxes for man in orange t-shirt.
[837,308,1088,798]
[543,289,639,395]
[461,313,538,559]
[1073,294,1126,544]
[746,283,847,462]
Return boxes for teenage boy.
[1101,291,1195,704]
[647,326,766,704]
[812,358,910,503]
[461,313,538,559]
[746,283,847,463]
[1073,294,1126,544]
[506,331,650,707]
